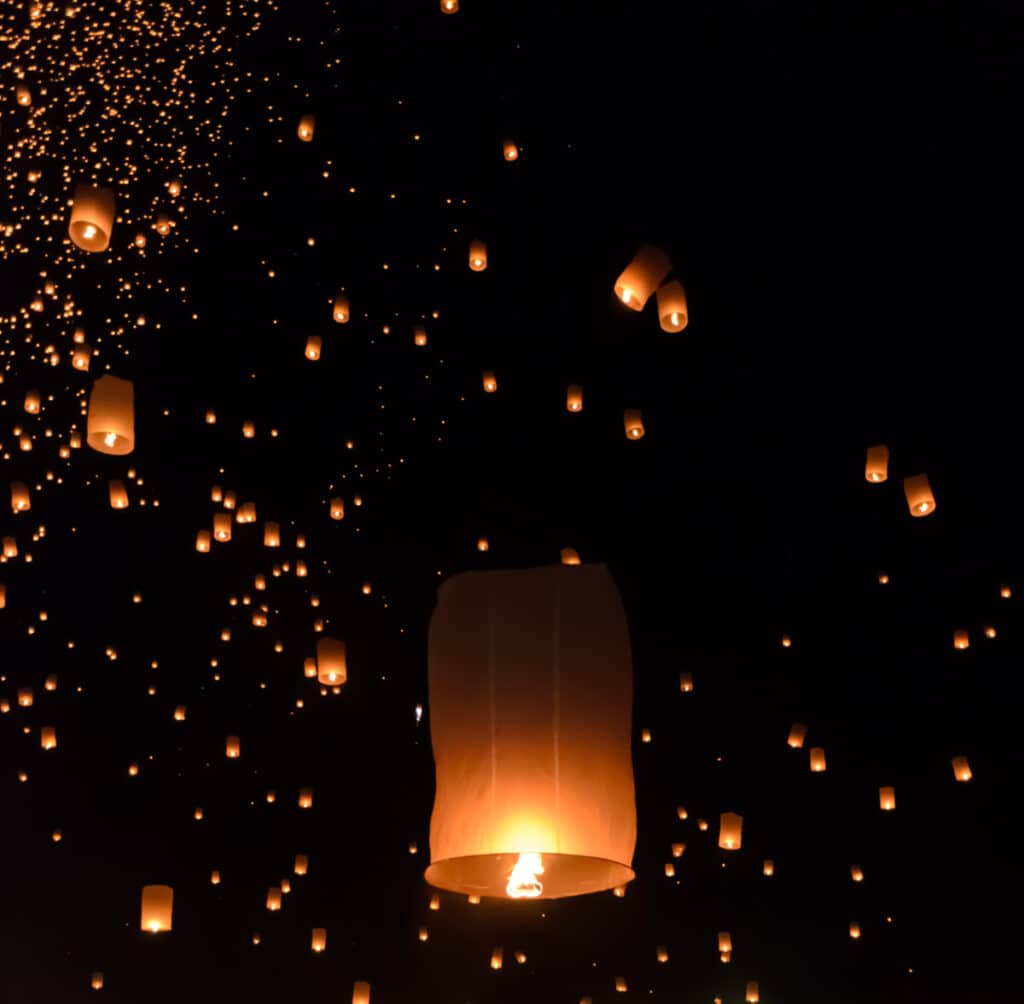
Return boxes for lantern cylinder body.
[424,564,637,899]
[213,514,232,542]
[718,812,742,850]
[746,981,760,1003]
[951,756,972,781]
[656,280,689,332]
[333,296,350,323]
[69,184,115,252]
[614,245,671,310]
[298,115,315,141]
[11,482,30,512]
[904,474,936,516]
[141,885,173,932]
[87,376,135,455]
[311,928,326,951]
[560,547,581,566]
[566,385,583,412]
[624,409,645,440]
[469,240,488,271]
[109,480,128,509]
[352,983,371,1004]
[787,722,807,748]
[865,444,889,483]
[305,336,322,360]
[810,747,827,772]
[317,637,347,686]
[879,786,896,810]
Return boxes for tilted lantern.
[503,140,519,161]
[904,474,936,516]
[787,722,807,748]
[140,885,173,932]
[87,376,135,455]
[69,183,115,252]
[614,245,671,310]
[951,756,972,781]
[865,444,889,483]
[424,564,636,899]
[316,637,347,686]
[656,280,688,332]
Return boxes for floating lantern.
[810,747,827,772]
[299,787,314,809]
[787,723,807,748]
[16,85,31,106]
[330,498,345,520]
[213,514,232,542]
[614,245,671,310]
[656,945,669,963]
[1000,585,1012,599]
[671,842,685,858]
[72,347,91,371]
[91,972,104,990]
[566,384,583,412]
[656,280,688,332]
[242,420,255,439]
[24,390,40,414]
[429,894,440,910]
[140,885,173,932]
[440,0,459,12]
[174,706,186,722]
[879,786,895,811]
[87,375,135,455]
[503,140,519,161]
[953,630,969,650]
[210,871,221,885]
[477,536,489,553]
[10,482,30,513]
[18,689,33,707]
[718,931,732,954]
[904,474,936,517]
[424,564,636,899]
[69,184,115,252]
[490,947,504,970]
[849,921,861,939]
[352,982,370,1004]
[763,859,774,877]
[311,928,326,952]
[108,480,129,509]
[624,409,644,440]
[263,522,280,547]
[679,671,693,692]
[298,115,315,141]
[195,531,211,553]
[864,444,889,483]
[316,637,347,686]
[951,756,972,781]
[469,240,488,271]
[663,862,675,877]
[984,625,996,639]
[560,547,581,565]
[41,726,57,750]
[718,812,742,850]
[746,981,760,1003]
[850,865,864,883]
[226,736,241,759]
[305,336,322,360]
[236,502,257,524]
[482,371,497,393]
[333,296,350,323]
[615,977,628,992]
[414,325,427,347]
[266,887,281,911]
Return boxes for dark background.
[2,1,1022,1002]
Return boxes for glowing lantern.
[477,536,489,553]
[679,672,693,692]
[810,747,827,772]
[236,502,257,524]
[91,972,104,990]
[140,885,173,932]
[18,689,33,707]
[615,978,628,993]
[174,706,186,722]
[560,547,581,565]
[718,812,742,850]
[24,390,40,414]
[16,85,31,105]
[0,584,6,609]
[41,726,57,750]
[330,296,350,325]
[656,945,669,963]
[73,347,91,371]
[11,482,30,513]
[763,859,774,877]
[663,862,675,877]
[295,854,309,875]
[671,842,685,858]
[745,981,760,1003]
[305,336,322,360]
[210,871,221,884]
[316,637,347,686]
[787,722,807,748]
[69,184,115,252]
[951,756,972,781]
[414,325,427,346]
[87,375,134,455]
[213,514,232,542]
[879,786,895,811]
[3,537,17,557]
[503,140,519,160]
[865,444,889,483]
[330,498,345,520]
[441,0,459,12]
[564,384,584,412]
[1000,585,1012,599]
[904,474,936,516]
[482,370,498,393]
[953,630,969,650]
[656,281,688,332]
[266,887,282,911]
[226,736,241,759]
[298,115,316,141]
[352,983,371,1004]
[614,245,671,310]
[311,928,326,952]
[304,658,317,679]
[299,787,314,809]
[424,564,636,899]
[263,522,280,548]
[624,409,644,440]
[490,947,503,970]
[469,240,488,271]
[195,531,211,553]
[108,480,129,509]
[850,865,864,882]
[849,921,861,939]
[984,625,996,639]
[718,932,732,953]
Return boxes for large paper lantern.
[424,564,636,899]
[69,183,115,252]
[655,280,688,332]
[86,376,135,455]
[352,982,371,1004]
[865,444,889,483]
[614,245,671,310]
[140,885,173,932]
[718,812,742,850]
[904,474,936,516]
[316,637,347,686]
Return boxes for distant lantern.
[656,945,669,963]
[0,584,7,609]
[469,240,488,271]
[108,480,129,509]
[213,514,232,542]
[352,983,371,1004]
[11,482,30,513]
[787,722,808,748]
[718,812,742,850]
[41,726,57,750]
[295,854,309,876]
[174,706,186,722]
[849,921,861,939]
[69,183,115,252]
[503,140,519,161]
[566,384,583,412]
[140,885,173,932]
[850,865,864,883]
[903,474,936,517]
[482,370,498,393]
[951,756,972,782]
[745,981,760,1003]
[237,502,257,524]
[154,213,173,236]
[865,444,889,483]
[91,972,104,990]
[679,671,693,692]
[266,887,282,911]
[195,530,211,553]
[18,689,33,707]
[72,347,92,371]
[87,375,135,455]
[226,736,241,759]
[298,115,316,141]
[242,420,255,439]
[718,931,733,954]
[656,280,689,332]
[477,536,490,553]
[810,747,827,772]
[663,862,675,877]
[330,498,345,520]
[333,296,350,323]
[205,409,217,425]
[614,244,671,310]
[24,390,40,414]
[490,946,504,970]
[953,629,970,650]
[671,842,685,858]
[210,870,221,885]
[299,787,314,809]
[16,85,31,105]
[304,657,317,678]
[879,786,895,811]
[984,625,996,639]
[560,547,581,566]
[305,336,322,360]
[615,977,628,993]
[311,928,327,952]
[264,522,281,547]
[781,634,792,648]
[414,325,428,347]
[1000,585,1012,599]
[316,637,347,686]
[763,859,775,877]
[424,564,636,899]
[624,409,645,440]
[440,0,459,12]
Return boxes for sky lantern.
[624,409,645,440]
[295,854,309,875]
[24,389,40,414]
[865,444,889,483]
[951,756,972,781]
[718,812,742,850]
[879,786,895,810]
[0,584,6,609]
[746,981,760,1003]
[311,928,327,952]
[614,244,671,310]
[441,0,459,12]
[72,347,91,371]
[213,514,232,542]
[91,972,104,990]
[850,865,864,883]
[195,530,211,553]
[810,747,827,772]
[86,376,135,455]
[263,521,281,547]
[16,85,31,105]
[849,921,861,939]
[305,335,322,360]
[566,384,583,412]
[763,859,774,877]
[787,722,807,748]
[482,371,497,393]
[297,114,315,141]
[266,887,282,911]
[18,690,32,708]
[656,280,688,332]
[469,239,488,271]
[953,629,969,650]
[330,497,345,520]
[226,735,241,758]
[717,931,732,954]
[40,726,58,749]
[140,885,173,932]
[299,787,314,809]
[903,473,936,516]
[560,547,581,566]
[316,637,347,686]
[503,139,519,160]
[678,671,693,692]
[11,481,31,513]
[108,480,129,509]
[414,325,427,346]
[425,564,636,899]
[68,183,115,252]
[352,983,371,1004]
[490,946,504,970]
[333,295,350,323]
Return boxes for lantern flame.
[506,852,544,898]
[104,431,117,448]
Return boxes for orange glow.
[505,852,544,898]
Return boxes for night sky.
[2,1,1022,1002]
